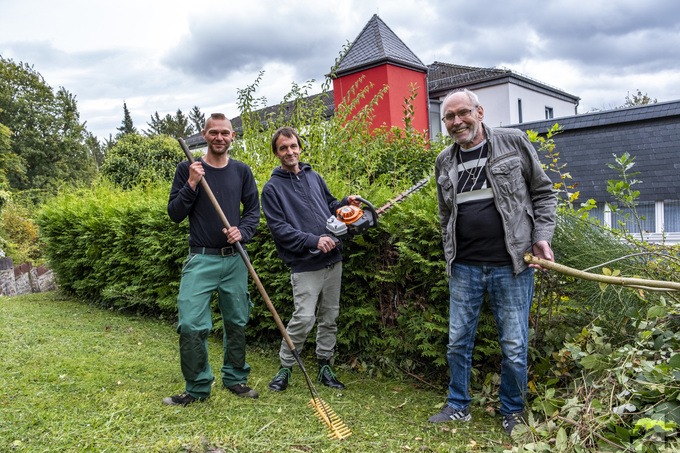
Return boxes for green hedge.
[37,179,454,374]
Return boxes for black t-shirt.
[454,141,512,266]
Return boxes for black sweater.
[167,157,260,248]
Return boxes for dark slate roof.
[510,100,680,202]
[183,91,335,149]
[427,61,580,103]
[334,14,427,76]
[428,62,510,90]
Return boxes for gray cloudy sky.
[1,0,679,141]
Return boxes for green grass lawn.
[0,292,515,452]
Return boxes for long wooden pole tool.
[524,253,680,292]
[178,138,351,440]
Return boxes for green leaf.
[580,353,607,370]
[647,305,667,318]
[669,354,680,369]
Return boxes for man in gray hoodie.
[261,126,361,392]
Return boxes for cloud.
[2,0,680,140]
[163,5,352,83]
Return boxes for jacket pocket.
[490,156,524,200]
[437,174,454,206]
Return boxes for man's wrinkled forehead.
[443,93,473,111]
[206,119,233,134]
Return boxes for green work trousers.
[176,252,252,399]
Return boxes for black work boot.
[317,359,345,389]
[268,367,292,391]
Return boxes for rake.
[178,138,351,440]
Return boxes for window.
[429,101,442,140]
[664,200,680,232]
[545,106,554,119]
[609,201,655,234]
[587,200,680,243]
[517,99,523,123]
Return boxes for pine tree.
[189,106,205,133]
[116,102,137,138]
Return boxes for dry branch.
[524,254,680,292]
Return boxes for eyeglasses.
[441,108,476,123]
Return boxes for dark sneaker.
[318,362,345,389]
[502,412,525,434]
[428,405,472,423]
[162,392,200,406]
[268,367,292,391]
[226,383,259,399]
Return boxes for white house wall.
[505,84,577,126]
[434,84,578,129]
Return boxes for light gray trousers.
[279,262,342,367]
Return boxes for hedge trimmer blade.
[375,176,430,216]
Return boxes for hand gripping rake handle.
[177,139,350,440]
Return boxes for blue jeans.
[446,263,534,415]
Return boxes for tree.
[623,89,657,108]
[116,102,137,138]
[85,132,106,169]
[189,105,205,133]
[144,109,194,138]
[100,134,184,189]
[0,56,97,191]
[0,119,22,190]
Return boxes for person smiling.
[261,126,361,392]
[164,113,261,406]
[430,90,557,434]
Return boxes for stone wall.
[0,257,56,296]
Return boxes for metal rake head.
[308,397,352,440]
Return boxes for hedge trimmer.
[320,176,431,244]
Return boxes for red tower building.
[332,15,429,134]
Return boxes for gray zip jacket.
[435,124,557,275]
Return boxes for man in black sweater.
[164,113,260,406]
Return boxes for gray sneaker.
[502,412,525,434]
[428,405,472,423]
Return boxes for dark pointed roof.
[333,14,426,76]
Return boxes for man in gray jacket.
[429,89,557,435]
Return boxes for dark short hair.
[271,127,302,154]
[203,113,228,130]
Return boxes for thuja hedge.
[37,181,648,378]
[37,183,187,314]
[38,182,656,384]
[36,177,459,373]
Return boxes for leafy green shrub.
[99,134,185,189]
[0,198,41,264]
[513,295,680,452]
[37,182,186,313]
